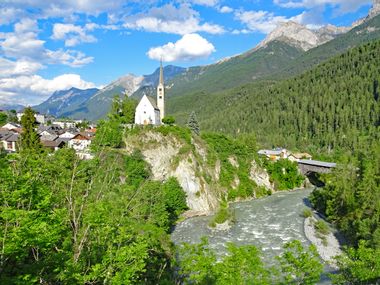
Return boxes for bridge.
[297,159,337,175]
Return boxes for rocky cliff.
[124,128,273,216]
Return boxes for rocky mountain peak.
[369,0,380,18]
[256,21,346,51]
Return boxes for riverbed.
[171,188,336,284]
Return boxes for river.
[171,188,335,284]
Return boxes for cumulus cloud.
[124,3,225,35]
[234,10,291,34]
[0,0,128,24]
[0,74,97,105]
[0,58,44,78]
[219,6,234,13]
[0,19,93,67]
[147,33,215,62]
[52,23,97,46]
[273,0,371,14]
[190,0,219,6]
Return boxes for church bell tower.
[157,60,165,122]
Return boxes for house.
[41,139,65,151]
[68,133,92,152]
[288,152,313,162]
[1,133,19,152]
[17,113,46,124]
[135,61,165,125]
[53,120,76,129]
[257,148,289,161]
[2,122,21,131]
[59,130,76,139]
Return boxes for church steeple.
[159,59,164,85]
[157,60,165,122]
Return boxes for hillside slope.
[166,14,380,103]
[33,87,99,117]
[169,39,380,152]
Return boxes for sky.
[0,0,374,106]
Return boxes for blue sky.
[0,0,373,105]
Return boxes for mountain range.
[34,1,380,121]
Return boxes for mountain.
[170,39,380,153]
[256,21,349,52]
[33,87,99,117]
[163,22,348,100]
[63,65,185,121]
[278,13,380,78]
[165,41,304,99]
[0,104,25,111]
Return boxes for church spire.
[157,59,165,122]
[159,58,164,85]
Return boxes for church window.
[159,88,162,91]
[159,96,162,99]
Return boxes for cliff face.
[125,129,273,216]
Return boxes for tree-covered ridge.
[170,39,380,154]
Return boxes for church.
[134,62,165,125]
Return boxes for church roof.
[146,96,160,111]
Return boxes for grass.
[314,220,330,236]
[302,209,313,218]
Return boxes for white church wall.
[135,95,161,125]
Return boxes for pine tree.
[187,111,200,135]
[20,107,42,152]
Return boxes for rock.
[130,131,219,215]
[211,220,231,231]
[256,21,347,51]
[369,0,380,19]
[250,160,274,191]
[228,156,239,168]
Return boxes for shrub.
[314,220,330,235]
[302,209,313,218]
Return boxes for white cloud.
[147,33,215,62]
[190,0,219,6]
[1,19,93,67]
[0,58,44,78]
[0,0,129,24]
[123,3,225,35]
[234,10,290,34]
[52,23,97,46]
[219,6,234,13]
[273,0,371,14]
[0,7,25,25]
[0,74,97,105]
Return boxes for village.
[0,111,96,159]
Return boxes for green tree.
[20,107,42,152]
[277,240,323,285]
[162,116,176,126]
[0,112,7,125]
[188,111,200,135]
[110,95,138,124]
[332,241,380,284]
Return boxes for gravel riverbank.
[304,216,342,269]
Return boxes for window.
[7,142,12,149]
[159,96,162,99]
[159,88,162,92]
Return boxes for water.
[171,188,334,283]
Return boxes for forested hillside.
[169,39,380,153]
[165,14,380,102]
[165,41,303,98]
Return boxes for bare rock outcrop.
[256,21,348,52]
